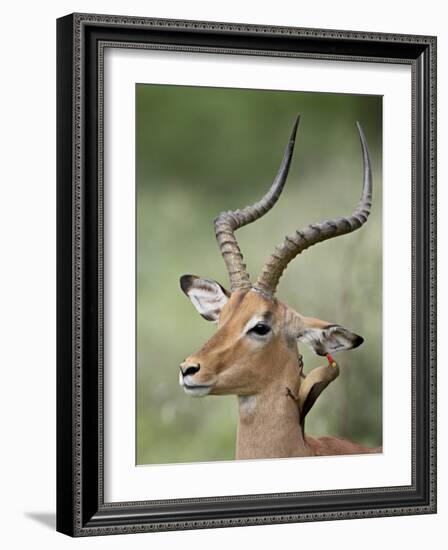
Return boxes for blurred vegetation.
[136,84,382,465]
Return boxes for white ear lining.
[297,325,363,356]
[183,278,229,322]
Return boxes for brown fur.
[306,436,381,457]
[182,287,382,460]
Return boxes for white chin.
[183,386,211,397]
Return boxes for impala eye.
[249,323,271,336]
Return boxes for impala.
[179,116,381,459]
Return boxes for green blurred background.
[136,84,382,465]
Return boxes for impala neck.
[235,357,311,460]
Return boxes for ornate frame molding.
[57,12,437,537]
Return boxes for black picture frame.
[56,13,437,537]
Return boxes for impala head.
[179,116,372,402]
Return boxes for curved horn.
[255,122,373,296]
[214,115,300,291]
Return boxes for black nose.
[180,363,200,377]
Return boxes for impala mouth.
[182,383,213,397]
[179,373,213,397]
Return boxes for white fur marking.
[180,374,213,397]
[239,395,257,416]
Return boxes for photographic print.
[136,85,383,465]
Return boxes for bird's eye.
[249,323,271,336]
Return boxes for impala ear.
[180,275,230,322]
[298,364,339,421]
[297,316,364,356]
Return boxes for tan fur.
[182,288,381,460]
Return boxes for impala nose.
[180,362,201,377]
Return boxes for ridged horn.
[214,115,300,291]
[255,121,373,296]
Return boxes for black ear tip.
[353,334,364,349]
[180,274,195,294]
